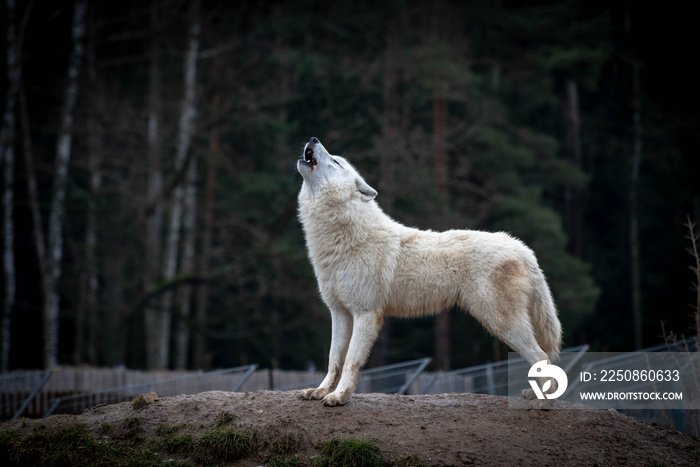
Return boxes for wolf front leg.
[321,312,383,407]
[300,309,352,400]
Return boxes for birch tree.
[44,0,87,368]
[175,158,197,369]
[75,18,102,365]
[144,0,165,370]
[150,0,200,369]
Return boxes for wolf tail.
[528,269,562,362]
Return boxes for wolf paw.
[300,387,329,400]
[321,390,350,407]
[521,388,537,400]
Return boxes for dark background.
[1,0,698,372]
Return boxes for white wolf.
[297,137,561,406]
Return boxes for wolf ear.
[355,178,377,202]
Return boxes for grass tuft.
[0,424,161,466]
[155,423,189,435]
[158,434,194,454]
[271,433,301,456]
[316,437,384,467]
[120,415,143,441]
[1,417,258,466]
[193,427,255,464]
[215,411,236,428]
[98,423,113,434]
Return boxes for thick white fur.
[297,138,562,406]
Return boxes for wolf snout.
[309,136,319,144]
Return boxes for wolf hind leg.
[300,309,352,400]
[468,300,552,401]
[498,321,559,403]
[494,318,555,404]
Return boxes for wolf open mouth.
[304,146,317,167]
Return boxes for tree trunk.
[85,26,102,365]
[193,104,218,370]
[175,157,197,369]
[75,15,102,366]
[44,0,87,368]
[630,60,643,349]
[271,14,290,368]
[144,0,165,370]
[378,19,399,215]
[371,19,400,368]
[153,0,200,369]
[20,86,50,360]
[103,198,125,366]
[1,0,20,373]
[564,78,582,258]
[432,95,451,371]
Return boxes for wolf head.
[297,137,377,202]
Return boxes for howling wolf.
[297,137,561,406]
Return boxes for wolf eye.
[332,158,341,166]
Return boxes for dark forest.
[1,0,698,373]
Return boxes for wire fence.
[2,338,697,435]
[275,358,432,395]
[420,345,589,396]
[0,370,52,420]
[43,364,258,417]
[564,338,698,434]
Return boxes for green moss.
[316,437,384,467]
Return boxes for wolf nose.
[309,137,319,144]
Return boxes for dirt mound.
[3,390,699,466]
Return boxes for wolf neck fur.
[299,188,393,264]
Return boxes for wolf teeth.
[304,147,317,166]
